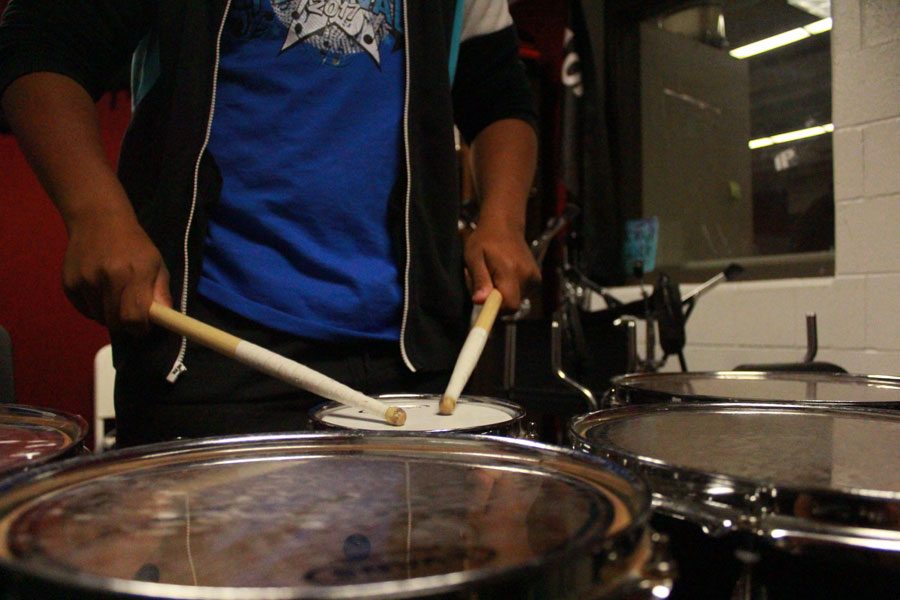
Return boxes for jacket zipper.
[166,0,234,383]
[398,0,415,372]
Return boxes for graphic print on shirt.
[228,0,403,66]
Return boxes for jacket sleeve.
[0,0,153,102]
[451,0,537,145]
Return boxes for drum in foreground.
[311,394,530,437]
[0,433,672,599]
[571,403,900,599]
[605,371,900,409]
[0,404,87,477]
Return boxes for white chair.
[93,344,117,452]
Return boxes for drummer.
[0,1,540,446]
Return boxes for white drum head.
[314,395,521,432]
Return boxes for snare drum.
[0,433,672,599]
[571,403,900,600]
[605,371,900,409]
[311,394,530,437]
[0,404,87,477]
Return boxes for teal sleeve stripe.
[130,32,160,109]
[448,0,465,85]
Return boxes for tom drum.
[571,403,900,599]
[0,433,673,599]
[0,404,87,478]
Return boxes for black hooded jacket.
[0,0,536,380]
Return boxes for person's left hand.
[462,220,541,311]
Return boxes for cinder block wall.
[603,0,900,376]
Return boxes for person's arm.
[464,118,540,310]
[452,1,540,311]
[2,73,171,332]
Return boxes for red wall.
[1,91,132,434]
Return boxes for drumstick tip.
[438,394,457,415]
[385,406,407,426]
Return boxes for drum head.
[311,394,524,433]
[0,434,660,599]
[572,404,900,554]
[609,371,900,407]
[0,405,87,475]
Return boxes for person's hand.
[62,209,171,334]
[1,72,174,334]
[462,219,541,311]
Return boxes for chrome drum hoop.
[0,404,88,478]
[605,371,900,410]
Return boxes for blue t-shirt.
[199,0,405,342]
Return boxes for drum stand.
[494,210,744,438]
[500,205,624,413]
[495,207,610,441]
[562,261,745,385]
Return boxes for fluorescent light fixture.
[730,18,832,59]
[804,17,833,34]
[730,28,810,58]
[749,137,774,149]
[749,123,834,149]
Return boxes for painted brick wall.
[603,0,900,376]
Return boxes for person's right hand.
[1,72,174,335]
[62,210,172,334]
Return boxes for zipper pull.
[166,360,187,383]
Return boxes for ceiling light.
[749,137,774,149]
[730,28,810,59]
[730,18,831,59]
[749,123,834,149]
[804,17,833,35]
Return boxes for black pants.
[114,298,447,447]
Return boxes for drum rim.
[0,432,656,599]
[608,371,900,405]
[569,402,900,549]
[309,394,527,434]
[0,404,88,475]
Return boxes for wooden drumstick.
[148,303,406,426]
[439,289,503,415]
